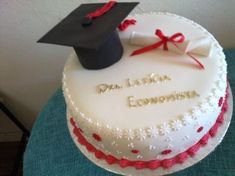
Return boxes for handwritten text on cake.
[97,73,171,94]
[96,73,200,108]
[128,91,199,107]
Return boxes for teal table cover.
[24,49,235,176]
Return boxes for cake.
[39,1,229,172]
[63,13,228,168]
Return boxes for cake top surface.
[63,12,226,133]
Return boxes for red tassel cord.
[118,19,137,31]
[86,1,117,19]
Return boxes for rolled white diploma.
[129,31,213,57]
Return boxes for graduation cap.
[38,1,139,69]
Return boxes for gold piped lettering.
[97,73,171,94]
[127,91,200,108]
[128,96,137,107]
[97,83,122,94]
[96,73,199,109]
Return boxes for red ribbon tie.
[131,29,204,70]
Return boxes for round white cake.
[63,12,227,170]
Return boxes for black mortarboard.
[38,1,139,69]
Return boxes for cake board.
[66,85,233,176]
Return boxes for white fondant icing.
[125,129,135,141]
[159,123,171,135]
[167,144,173,149]
[165,136,172,142]
[147,126,158,138]
[171,119,183,131]
[182,113,192,125]
[63,12,227,160]
[128,143,134,148]
[136,128,147,140]
[137,155,143,159]
[148,145,156,150]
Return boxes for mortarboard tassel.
[83,1,117,26]
[118,19,137,31]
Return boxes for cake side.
[68,88,229,169]
[62,12,227,161]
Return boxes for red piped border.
[70,87,229,170]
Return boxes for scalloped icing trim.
[62,12,227,140]
[69,87,229,170]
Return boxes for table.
[23,49,235,176]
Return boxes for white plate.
[67,85,233,176]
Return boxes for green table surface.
[24,49,235,176]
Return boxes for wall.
[0,0,235,133]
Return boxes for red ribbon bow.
[131,29,204,69]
